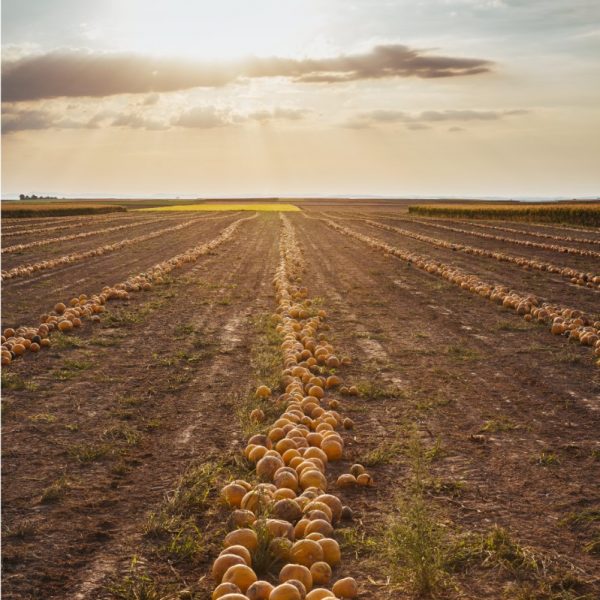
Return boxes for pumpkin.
[286,580,308,598]
[212,583,242,599]
[336,474,356,488]
[266,518,295,540]
[304,519,333,537]
[257,455,285,481]
[309,561,332,585]
[294,518,310,538]
[304,501,333,522]
[213,554,246,583]
[219,544,252,566]
[349,464,365,477]
[246,580,275,600]
[58,320,73,331]
[248,434,272,449]
[299,469,328,491]
[279,563,313,591]
[308,386,324,399]
[274,468,299,491]
[318,538,341,566]
[282,449,302,465]
[273,488,297,501]
[249,445,269,463]
[222,483,248,507]
[315,495,342,523]
[222,564,257,592]
[332,577,358,598]
[228,509,256,529]
[241,490,273,515]
[304,448,328,466]
[269,427,286,443]
[272,498,303,523]
[269,583,302,600]
[356,473,373,486]
[256,385,271,398]
[305,589,335,600]
[290,539,324,566]
[12,343,26,356]
[224,528,258,551]
[320,439,343,461]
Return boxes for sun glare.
[105,0,323,59]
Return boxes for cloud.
[171,106,229,129]
[246,107,309,122]
[1,45,493,102]
[344,108,529,129]
[141,93,160,106]
[2,108,57,133]
[1,102,315,134]
[406,123,431,130]
[111,112,169,130]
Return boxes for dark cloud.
[2,108,56,133]
[2,45,493,102]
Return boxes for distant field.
[409,202,600,227]
[1,202,125,218]
[139,203,300,212]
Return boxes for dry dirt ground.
[2,207,599,600]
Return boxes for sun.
[104,0,324,60]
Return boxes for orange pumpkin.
[332,577,358,598]
[290,539,324,567]
[279,563,313,591]
[221,564,257,593]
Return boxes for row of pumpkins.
[400,215,600,260]
[1,212,232,281]
[323,218,600,366]
[1,212,149,238]
[1,215,161,254]
[363,218,600,291]
[210,215,366,600]
[1,215,256,366]
[447,218,600,247]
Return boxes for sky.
[2,0,600,199]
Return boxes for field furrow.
[2,208,599,600]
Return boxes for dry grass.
[408,202,600,226]
[1,202,125,218]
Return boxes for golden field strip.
[139,203,301,213]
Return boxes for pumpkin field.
[2,202,599,600]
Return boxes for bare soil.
[2,208,599,599]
